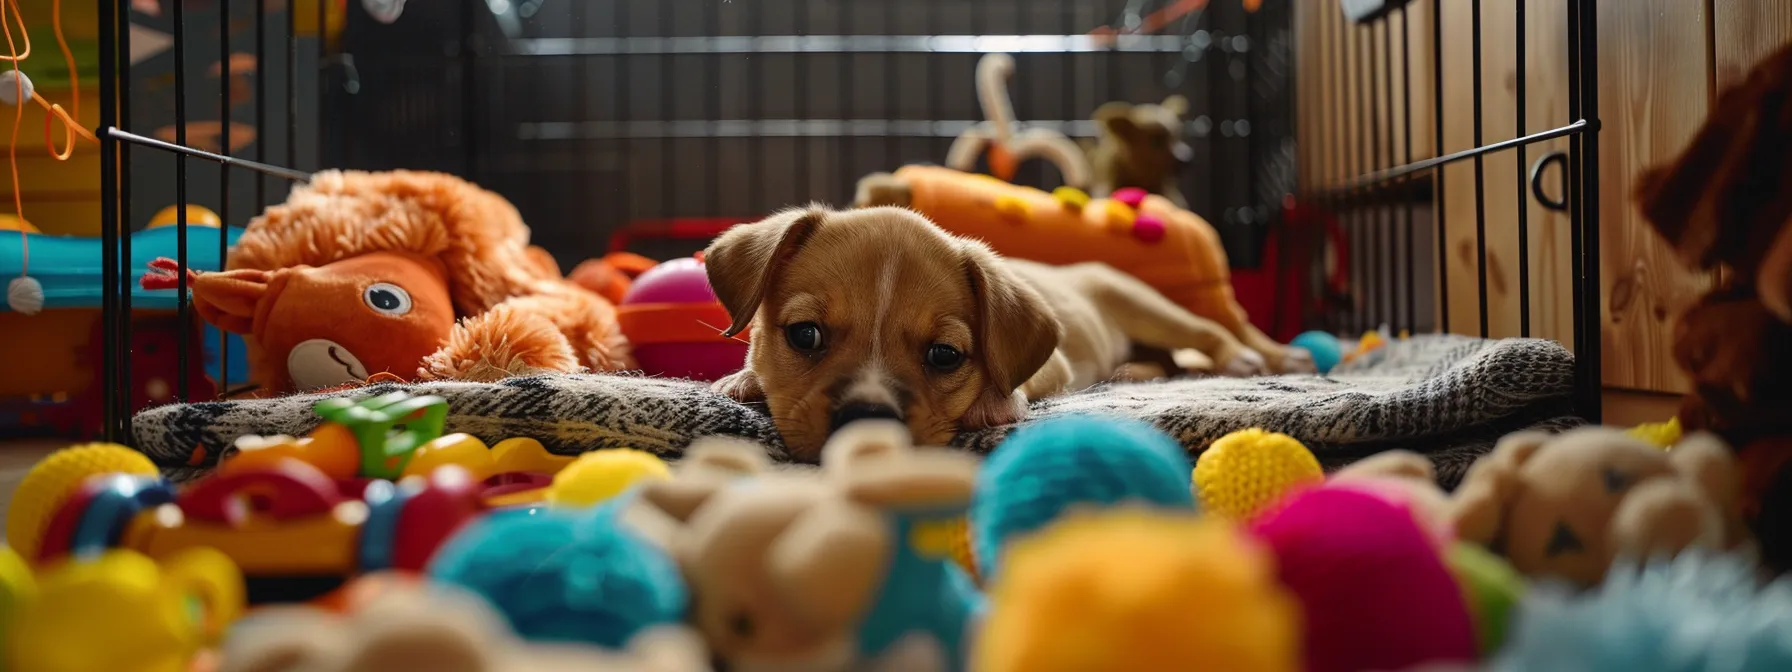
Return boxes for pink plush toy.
[1249,487,1478,672]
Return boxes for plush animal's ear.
[767,506,889,626]
[820,419,911,475]
[960,241,1060,396]
[1161,94,1189,117]
[635,437,770,523]
[1669,431,1742,515]
[1094,101,1139,138]
[1759,221,1792,322]
[704,207,827,337]
[620,626,712,672]
[187,268,282,335]
[1334,449,1436,483]
[1609,478,1728,561]
[852,172,913,209]
[1450,431,1548,545]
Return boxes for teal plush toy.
[971,414,1197,580]
[853,490,987,671]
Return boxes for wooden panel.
[1434,0,1575,346]
[1596,0,1714,393]
[1714,0,1792,91]
[1294,0,1438,192]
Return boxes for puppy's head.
[1095,95,1193,178]
[706,206,1060,459]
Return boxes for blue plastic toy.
[1489,551,1792,672]
[970,415,1196,580]
[0,225,250,386]
[1290,330,1344,374]
[425,502,687,649]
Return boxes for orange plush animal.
[144,170,630,394]
[855,164,1306,371]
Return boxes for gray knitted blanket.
[131,334,1582,487]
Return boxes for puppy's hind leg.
[1072,264,1267,377]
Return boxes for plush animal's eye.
[785,322,825,353]
[1601,467,1632,493]
[1544,521,1585,557]
[363,283,413,316]
[728,612,755,640]
[925,344,964,371]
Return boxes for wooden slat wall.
[1594,0,1714,394]
[1437,0,1575,348]
[1296,0,1792,394]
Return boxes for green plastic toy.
[313,392,449,479]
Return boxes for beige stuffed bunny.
[216,580,710,672]
[1448,426,1748,586]
[635,422,984,672]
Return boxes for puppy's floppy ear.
[704,207,827,337]
[961,241,1060,401]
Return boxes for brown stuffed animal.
[1633,40,1792,574]
[1447,426,1746,586]
[634,422,983,672]
[217,579,710,672]
[1087,95,1193,208]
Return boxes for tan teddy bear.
[1447,426,1748,586]
[634,422,984,672]
[216,580,709,672]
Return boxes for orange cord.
[5,0,28,275]
[3,0,94,277]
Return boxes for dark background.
[123,0,1295,272]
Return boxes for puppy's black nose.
[830,403,904,432]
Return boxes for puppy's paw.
[1219,349,1268,377]
[1277,347,1318,374]
[712,368,766,403]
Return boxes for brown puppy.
[706,205,1272,459]
[1088,95,1193,208]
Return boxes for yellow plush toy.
[6,548,244,672]
[1193,428,1324,522]
[975,508,1300,672]
[6,443,159,562]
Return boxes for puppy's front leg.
[712,367,765,402]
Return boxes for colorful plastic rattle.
[312,392,449,479]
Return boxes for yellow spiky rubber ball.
[1193,428,1323,522]
[7,443,158,561]
[546,448,673,508]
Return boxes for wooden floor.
[0,439,71,541]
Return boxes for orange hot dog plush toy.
[854,164,1302,371]
[145,170,631,395]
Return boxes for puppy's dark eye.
[925,344,964,371]
[785,322,825,353]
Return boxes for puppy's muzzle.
[830,403,904,433]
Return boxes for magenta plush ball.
[1249,487,1478,672]
[621,257,717,305]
